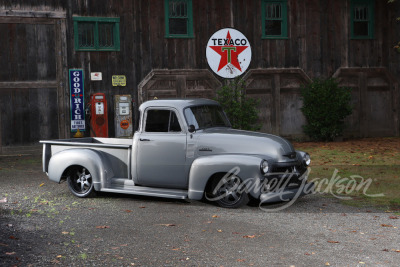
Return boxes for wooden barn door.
[0,12,68,147]
[138,70,222,104]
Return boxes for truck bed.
[40,137,133,178]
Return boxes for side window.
[261,0,288,39]
[145,110,182,132]
[164,0,194,38]
[351,0,374,39]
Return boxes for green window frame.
[73,17,120,51]
[164,0,194,38]
[351,0,374,39]
[261,0,288,39]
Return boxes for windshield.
[184,105,231,130]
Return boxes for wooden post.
[359,72,367,138]
[273,74,281,135]
[0,110,2,154]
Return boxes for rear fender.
[188,155,266,200]
[48,149,114,191]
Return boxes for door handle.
[140,138,151,141]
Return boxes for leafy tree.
[300,78,352,141]
[215,78,261,131]
[388,0,400,52]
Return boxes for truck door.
[136,108,187,189]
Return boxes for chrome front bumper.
[260,182,315,204]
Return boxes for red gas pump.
[89,93,108,137]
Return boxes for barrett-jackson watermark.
[205,167,384,211]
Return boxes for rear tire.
[209,174,249,209]
[67,166,95,198]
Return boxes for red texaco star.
[209,31,248,72]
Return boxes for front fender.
[48,148,114,191]
[188,154,266,200]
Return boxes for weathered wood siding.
[0,0,399,146]
[0,14,67,146]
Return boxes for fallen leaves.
[124,210,133,213]
[389,216,398,219]
[383,249,400,253]
[0,197,7,203]
[5,252,16,255]
[95,225,110,229]
[243,235,256,239]
[157,224,176,227]
[327,240,340,244]
[381,224,394,227]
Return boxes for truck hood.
[195,128,296,162]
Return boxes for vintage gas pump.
[114,95,133,138]
[89,93,108,137]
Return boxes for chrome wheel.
[67,166,95,198]
[210,175,249,208]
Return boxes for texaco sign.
[206,28,252,79]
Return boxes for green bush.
[300,78,352,141]
[215,78,261,131]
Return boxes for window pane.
[145,110,171,132]
[168,0,189,35]
[169,18,187,35]
[354,21,369,36]
[354,6,368,21]
[78,22,95,48]
[99,23,115,48]
[169,0,187,17]
[353,3,370,37]
[184,105,231,130]
[265,20,282,36]
[266,3,282,19]
[169,112,181,132]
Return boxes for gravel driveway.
[1,152,399,266]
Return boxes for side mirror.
[188,125,196,133]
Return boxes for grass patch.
[294,137,400,211]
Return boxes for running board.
[100,186,188,200]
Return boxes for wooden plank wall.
[0,16,64,146]
[0,0,399,144]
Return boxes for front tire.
[67,166,95,198]
[209,174,249,209]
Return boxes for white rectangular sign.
[91,72,102,81]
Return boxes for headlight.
[303,153,311,166]
[260,160,269,174]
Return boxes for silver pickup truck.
[41,99,313,208]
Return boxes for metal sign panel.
[112,75,126,86]
[91,72,102,81]
[206,28,252,79]
[69,69,86,132]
